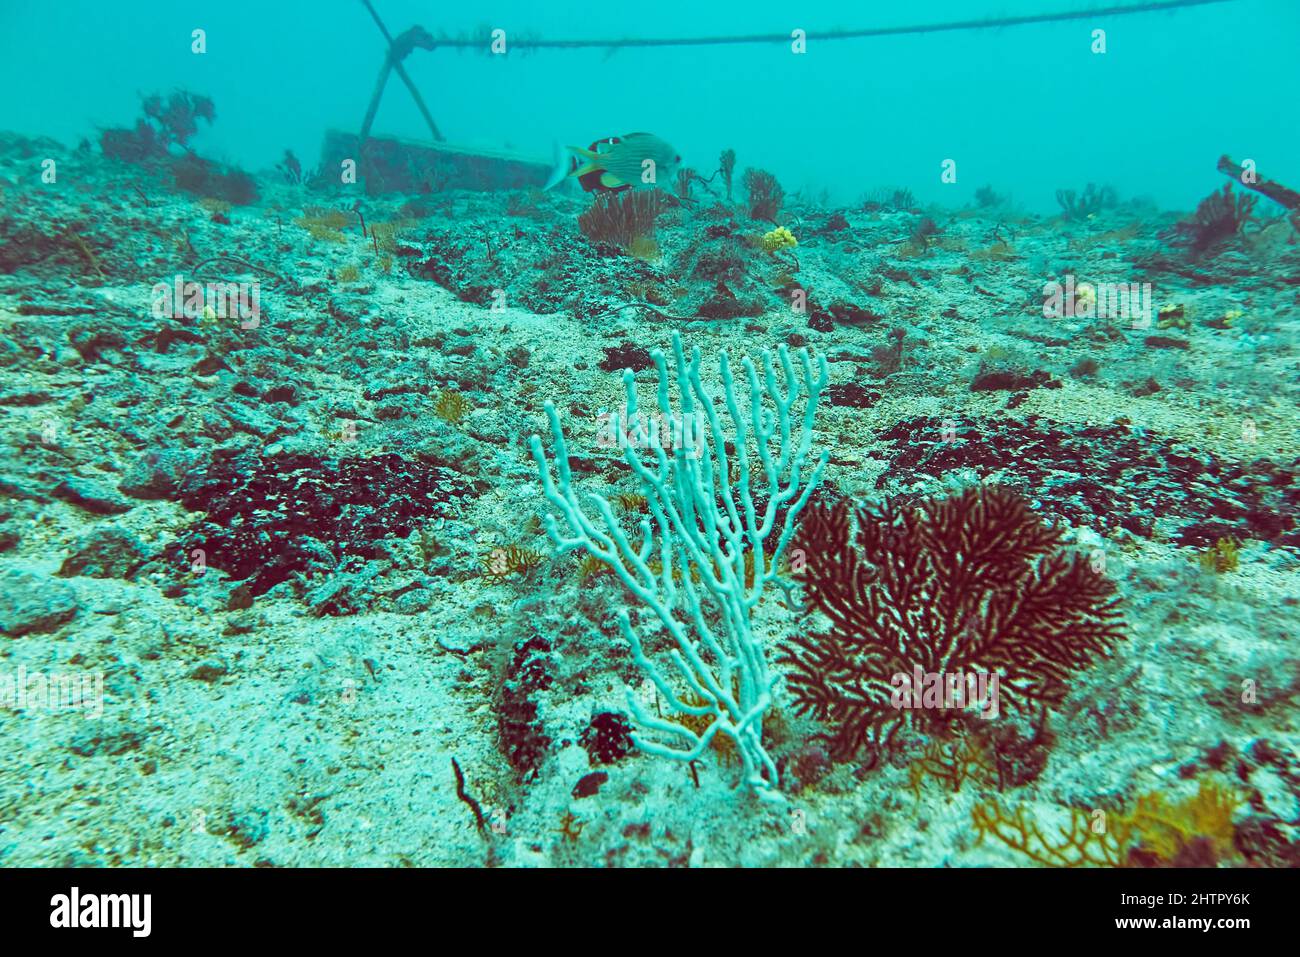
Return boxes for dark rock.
[808,310,833,333]
[52,476,132,514]
[970,366,1048,392]
[572,771,610,798]
[119,448,202,500]
[497,635,553,781]
[697,283,762,320]
[58,525,148,579]
[263,385,297,404]
[877,414,1299,550]
[579,711,634,765]
[1235,817,1300,867]
[599,342,654,373]
[1144,335,1190,349]
[220,401,285,439]
[0,389,55,406]
[824,384,881,409]
[226,584,254,611]
[0,569,78,636]
[67,325,128,363]
[1132,377,1162,397]
[218,809,269,850]
[0,476,48,502]
[189,658,229,683]
[69,727,144,757]
[179,451,478,596]
[825,302,884,327]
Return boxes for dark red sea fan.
[1165,183,1257,258]
[779,485,1125,760]
[742,167,784,221]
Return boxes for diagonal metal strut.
[359,0,443,144]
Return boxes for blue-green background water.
[1,0,1297,210]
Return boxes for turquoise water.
[3,0,1297,210]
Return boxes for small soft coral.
[99,119,167,164]
[742,168,784,221]
[142,90,215,148]
[972,799,1131,867]
[171,153,259,205]
[759,226,797,254]
[1126,780,1240,865]
[578,191,663,250]
[1167,184,1256,258]
[1198,536,1240,573]
[974,780,1241,867]
[100,90,258,205]
[101,90,215,161]
[1055,182,1117,220]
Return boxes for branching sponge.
[531,333,828,802]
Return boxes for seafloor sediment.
[0,130,1297,866]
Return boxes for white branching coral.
[530,333,828,802]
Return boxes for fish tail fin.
[544,144,598,191]
[543,141,570,191]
